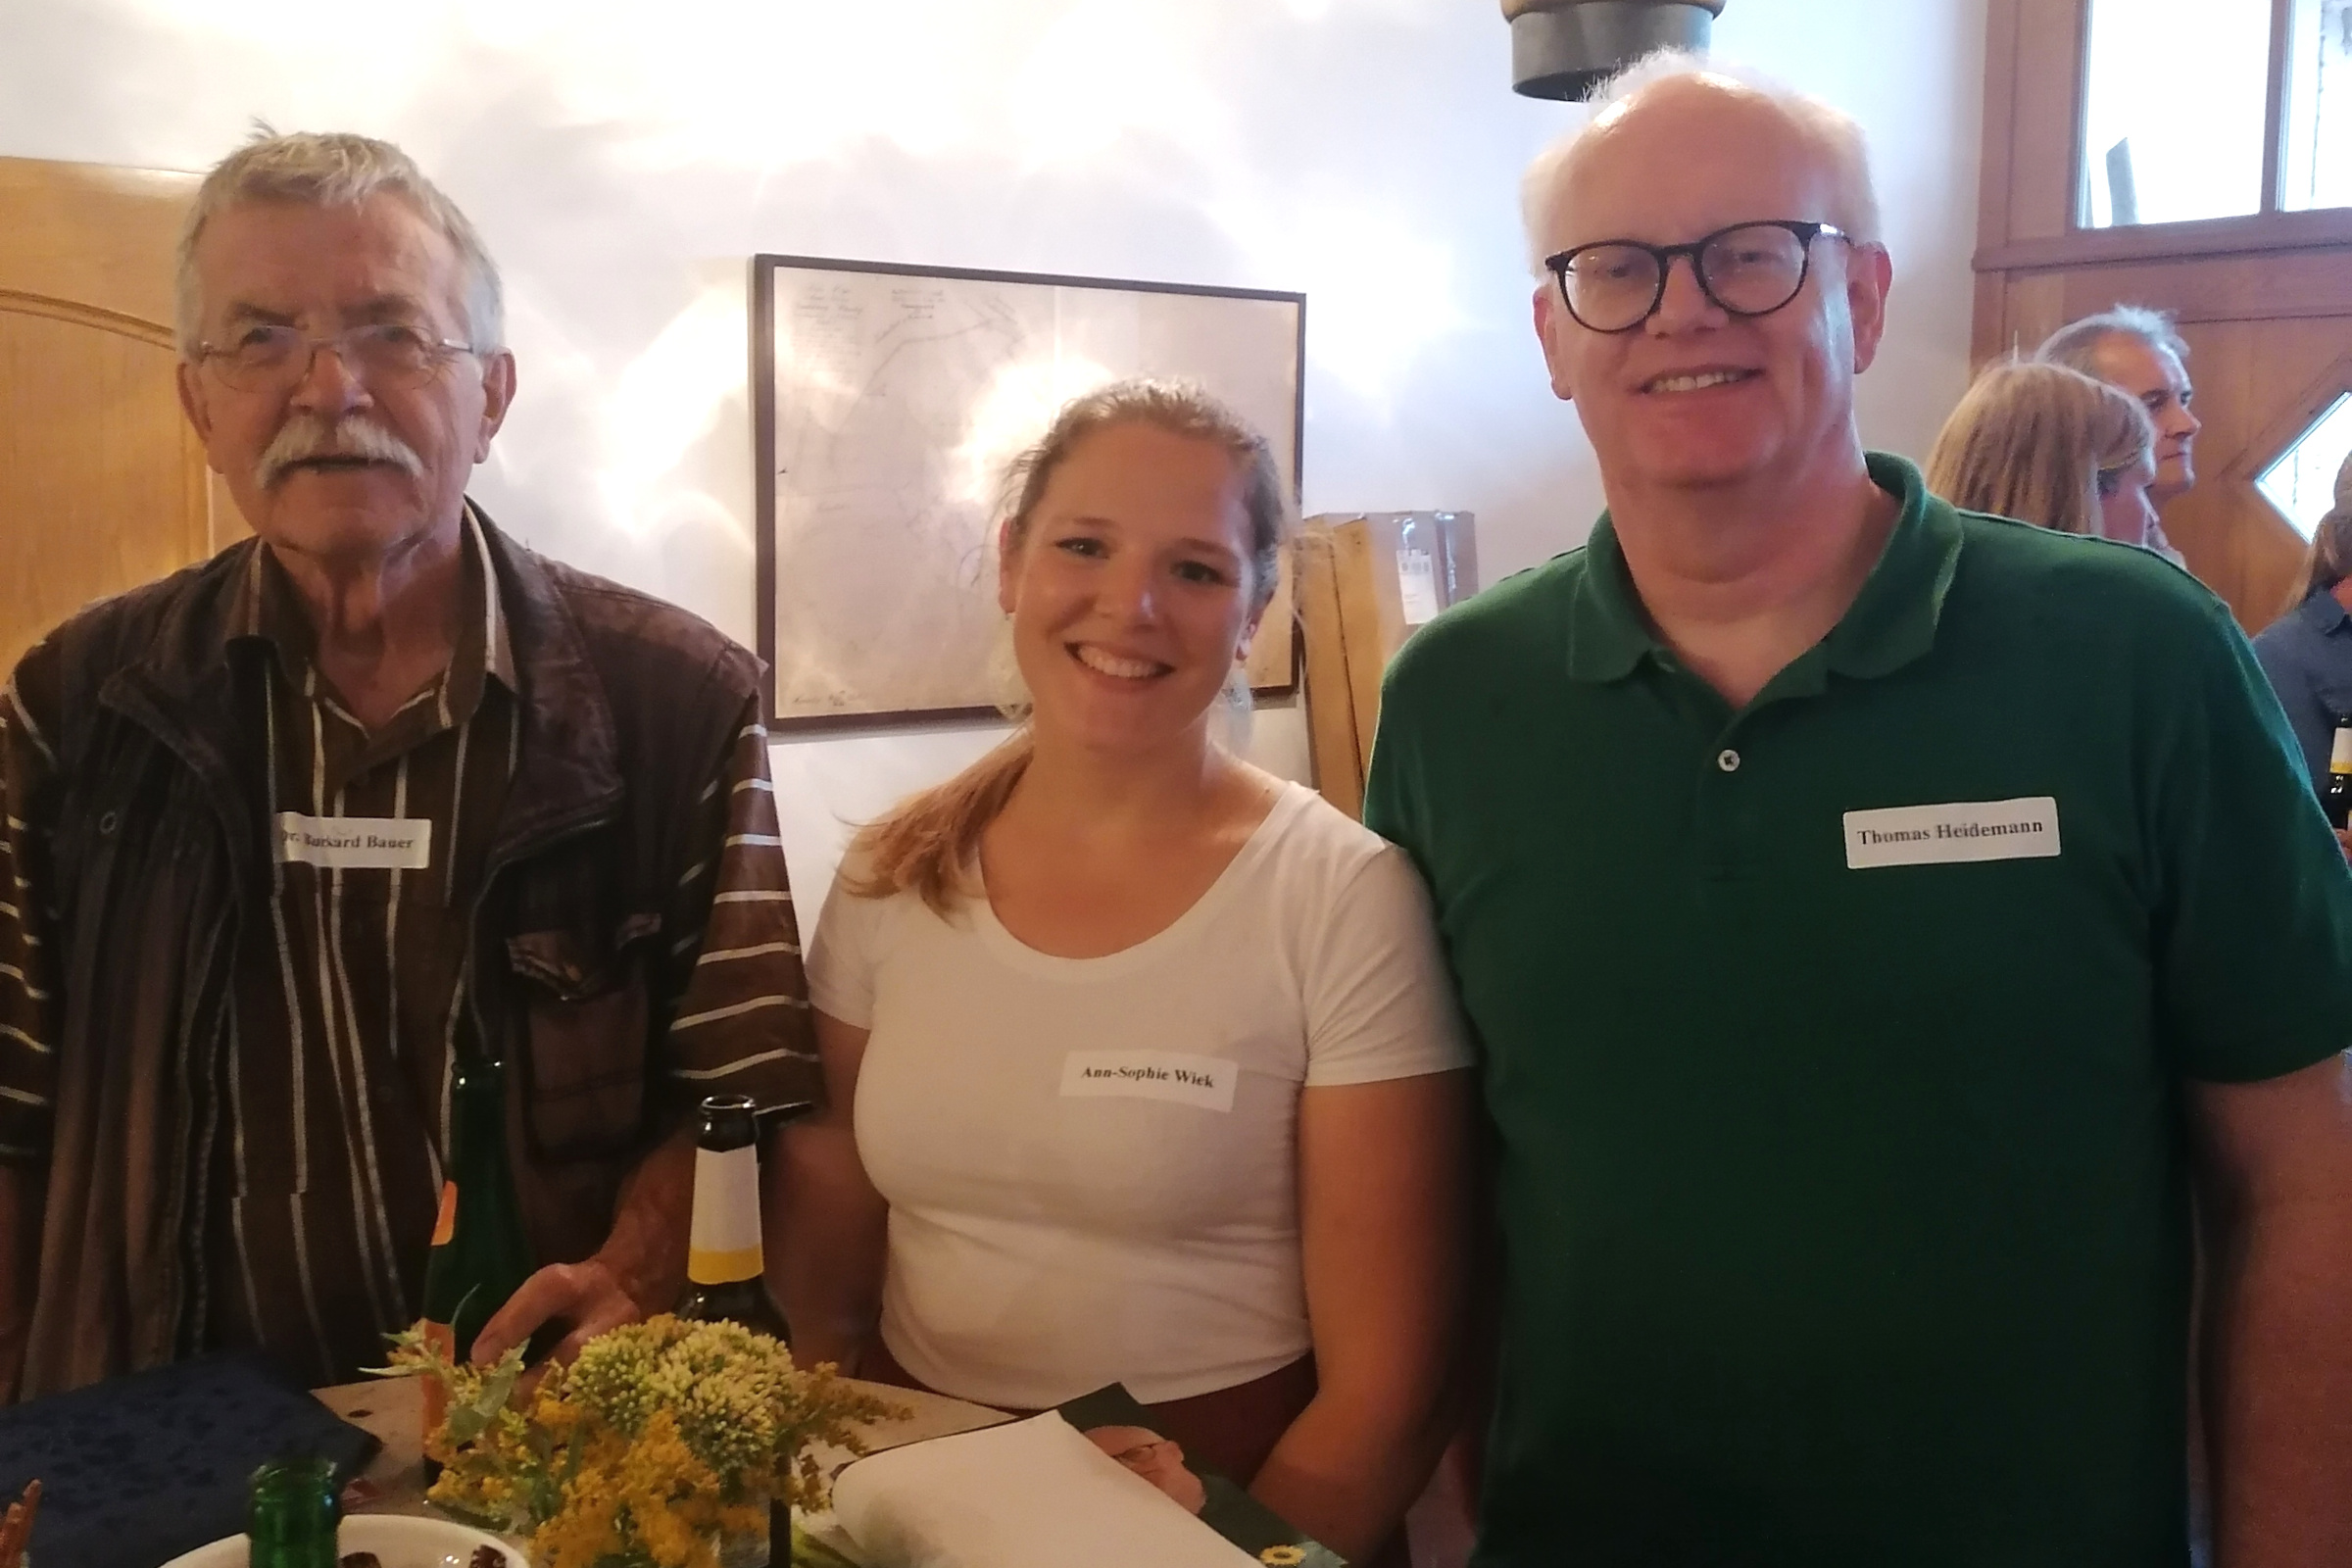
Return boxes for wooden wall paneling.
[1329,519,1391,786]
[1976,209,2352,271]
[2229,348,2352,483]
[2222,346,2352,628]
[1984,272,2070,365]
[0,156,192,326]
[2258,0,2294,215]
[0,311,209,669]
[2004,0,2088,243]
[1975,0,2025,255]
[1295,525,1365,821]
[0,156,219,670]
[2051,249,2352,326]
[1969,1,2352,631]
[1971,272,2011,368]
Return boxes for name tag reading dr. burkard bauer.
[1843,797,2061,869]
[274,811,432,870]
[1059,1051,1238,1112]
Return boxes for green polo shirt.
[1364,454,2352,1567]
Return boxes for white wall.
[0,0,1985,906]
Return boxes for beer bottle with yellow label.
[675,1094,791,1340]
[676,1095,811,1568]
[416,1051,535,1481]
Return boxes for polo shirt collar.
[1820,453,1963,680]
[1563,451,1963,688]
[1562,516,1653,683]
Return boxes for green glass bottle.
[417,1051,535,1481]
[246,1456,339,1568]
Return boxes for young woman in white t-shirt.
[777,380,1473,1563]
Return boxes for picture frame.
[751,254,1305,730]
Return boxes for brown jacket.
[6,514,807,1396]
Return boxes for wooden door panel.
[1972,0,2352,635]
[0,308,211,670]
[0,155,212,671]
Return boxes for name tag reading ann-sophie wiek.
[274,811,432,871]
[1842,797,2061,869]
[1059,1051,1239,1112]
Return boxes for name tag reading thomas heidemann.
[1842,797,2061,869]
[274,811,432,870]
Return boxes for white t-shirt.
[806,782,1472,1408]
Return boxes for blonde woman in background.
[2252,451,2352,821]
[776,380,1472,1565]
[1925,360,2161,546]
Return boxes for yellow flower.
[382,1311,904,1565]
[1260,1548,1306,1566]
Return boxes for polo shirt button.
[1717,748,1741,773]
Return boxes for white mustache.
[255,415,424,490]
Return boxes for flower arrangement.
[379,1315,900,1568]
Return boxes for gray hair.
[174,129,504,355]
[1521,49,1884,272]
[2035,306,2190,374]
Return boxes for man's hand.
[471,1257,642,1367]
[468,1123,698,1367]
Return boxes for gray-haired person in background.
[2038,305,2202,563]
[0,131,821,1399]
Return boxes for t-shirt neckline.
[970,781,1313,981]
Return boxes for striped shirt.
[0,512,819,1386]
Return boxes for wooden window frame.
[1978,0,2352,274]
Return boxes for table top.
[317,1373,1010,1518]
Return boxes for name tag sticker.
[1843,797,2061,869]
[275,812,431,871]
[1060,1051,1238,1112]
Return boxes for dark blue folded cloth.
[0,1350,380,1568]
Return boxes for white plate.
[159,1513,518,1568]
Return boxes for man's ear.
[1533,282,1579,404]
[472,350,518,463]
[1846,243,1894,374]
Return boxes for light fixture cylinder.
[1501,0,1727,101]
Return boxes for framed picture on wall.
[751,254,1306,730]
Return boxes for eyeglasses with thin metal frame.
[1543,220,1854,335]
[194,321,482,393]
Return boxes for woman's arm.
[769,1008,890,1373]
[1249,1068,1475,1560]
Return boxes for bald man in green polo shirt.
[1364,54,2352,1568]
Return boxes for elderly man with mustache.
[0,132,818,1398]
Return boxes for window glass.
[2081,0,2274,227]
[2280,0,2352,211]
[2256,394,2352,538]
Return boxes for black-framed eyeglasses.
[1544,220,1853,335]
[194,322,480,393]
